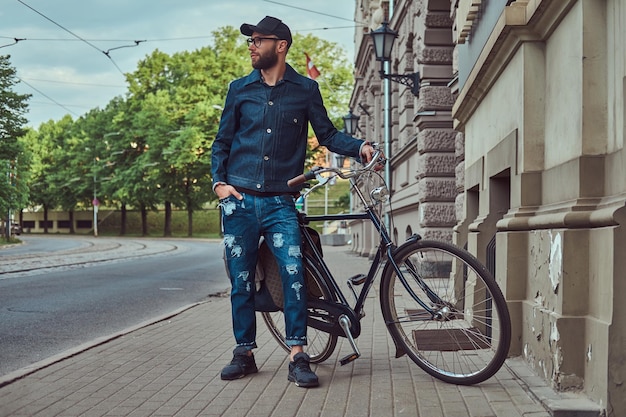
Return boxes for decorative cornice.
[452,0,578,130]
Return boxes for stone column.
[413,0,457,242]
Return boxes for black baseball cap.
[240,16,292,48]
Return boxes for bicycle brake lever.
[315,173,331,185]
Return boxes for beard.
[252,48,279,70]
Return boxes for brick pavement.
[0,244,603,417]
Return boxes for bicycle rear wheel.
[261,255,338,364]
[380,239,511,385]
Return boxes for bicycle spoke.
[380,239,511,385]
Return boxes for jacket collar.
[243,63,303,86]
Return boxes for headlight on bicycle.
[370,186,389,203]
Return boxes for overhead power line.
[17,0,102,53]
[17,77,80,117]
[263,0,367,25]
[0,34,213,43]
[20,77,125,88]
[16,0,137,75]
[0,37,26,49]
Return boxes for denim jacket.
[211,64,364,193]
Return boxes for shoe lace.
[293,357,313,373]
[231,353,251,366]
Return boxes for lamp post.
[335,154,346,169]
[370,22,421,231]
[342,109,360,137]
[369,22,421,97]
[91,131,121,237]
[341,111,360,215]
[93,156,99,237]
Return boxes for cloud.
[2,0,356,127]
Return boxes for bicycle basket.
[255,227,323,311]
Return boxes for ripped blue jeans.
[220,192,307,349]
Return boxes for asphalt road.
[0,235,229,378]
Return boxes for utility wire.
[0,37,26,49]
[16,0,130,75]
[0,35,211,42]
[17,77,80,117]
[263,0,367,25]
[105,40,146,54]
[21,77,125,88]
[28,100,90,109]
[303,25,365,32]
[17,0,103,53]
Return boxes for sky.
[1,0,358,128]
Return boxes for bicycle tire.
[261,254,338,364]
[380,239,511,385]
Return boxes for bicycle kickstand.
[338,314,361,366]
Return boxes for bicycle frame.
[284,148,459,364]
[265,148,511,380]
[299,175,445,324]
[300,210,382,318]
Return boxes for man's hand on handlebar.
[288,143,386,187]
[360,142,385,170]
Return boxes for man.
[211,16,376,388]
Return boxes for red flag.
[305,52,321,80]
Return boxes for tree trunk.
[141,204,148,236]
[120,203,127,236]
[43,205,49,234]
[69,210,75,234]
[164,201,172,237]
[187,205,193,237]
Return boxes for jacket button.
[268,101,274,105]
[264,155,269,161]
[266,128,272,133]
[256,184,261,189]
[293,118,298,123]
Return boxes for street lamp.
[369,22,421,97]
[342,109,360,136]
[90,131,121,237]
[335,154,347,169]
[369,22,417,231]
[92,156,99,237]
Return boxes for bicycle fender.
[379,241,416,359]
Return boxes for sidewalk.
[0,245,602,417]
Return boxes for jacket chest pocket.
[282,111,305,137]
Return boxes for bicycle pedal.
[339,353,360,366]
[348,274,366,286]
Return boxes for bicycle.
[257,145,511,385]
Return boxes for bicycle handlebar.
[288,147,385,188]
[287,167,323,187]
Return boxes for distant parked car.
[11,222,22,235]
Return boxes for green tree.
[123,27,249,236]
[109,111,159,236]
[0,54,31,238]
[23,116,75,233]
[287,34,354,166]
[20,27,354,237]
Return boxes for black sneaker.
[220,347,258,380]
[288,352,319,387]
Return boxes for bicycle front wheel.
[261,255,338,364]
[380,239,511,385]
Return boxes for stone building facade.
[455,0,621,413]
[350,0,623,413]
[349,0,457,257]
